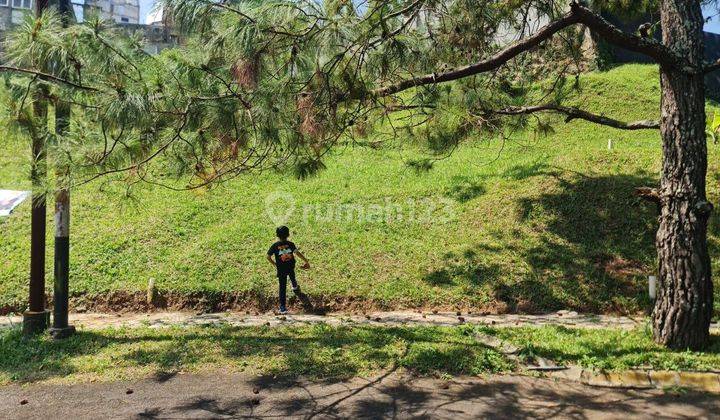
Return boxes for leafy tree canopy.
[2,0,711,188]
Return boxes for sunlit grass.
[1,323,718,385]
[0,324,512,385]
[1,64,719,315]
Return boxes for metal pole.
[48,0,76,339]
[22,0,51,336]
[50,103,75,339]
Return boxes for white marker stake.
[607,139,614,150]
[648,275,657,300]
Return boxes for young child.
[266,226,310,314]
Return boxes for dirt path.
[0,310,674,331]
[2,371,718,419]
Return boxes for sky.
[136,1,720,32]
[139,0,155,24]
[705,4,720,34]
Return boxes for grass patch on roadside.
[489,325,720,371]
[1,323,719,385]
[0,324,512,385]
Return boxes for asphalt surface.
[2,372,719,419]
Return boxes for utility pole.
[50,180,74,338]
[50,103,75,339]
[48,0,77,339]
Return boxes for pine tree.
[1,0,717,349]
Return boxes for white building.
[0,0,34,32]
[84,0,140,24]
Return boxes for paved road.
[2,372,718,419]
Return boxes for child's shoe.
[292,286,302,295]
[278,307,288,315]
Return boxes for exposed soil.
[71,290,411,315]
[0,288,648,317]
[71,290,526,316]
[597,255,648,278]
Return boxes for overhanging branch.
[492,104,660,130]
[572,5,690,72]
[0,65,99,91]
[369,8,581,97]
[367,2,688,99]
[703,59,720,74]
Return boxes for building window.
[12,0,31,9]
[121,17,129,22]
[11,9,23,23]
[0,0,9,7]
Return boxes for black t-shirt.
[267,240,297,272]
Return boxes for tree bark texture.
[27,92,48,315]
[652,0,714,350]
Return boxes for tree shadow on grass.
[486,325,720,370]
[423,249,503,287]
[508,179,653,311]
[503,161,554,181]
[425,167,664,313]
[0,324,507,385]
[4,325,720,418]
[444,175,487,203]
[2,324,720,417]
[5,322,716,386]
[516,171,657,266]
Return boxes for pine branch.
[572,4,691,72]
[492,104,660,130]
[0,65,99,91]
[384,0,425,21]
[365,2,690,99]
[204,0,256,23]
[703,59,720,74]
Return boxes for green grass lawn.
[1,323,718,385]
[1,64,719,315]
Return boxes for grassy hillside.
[1,64,719,315]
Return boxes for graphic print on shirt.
[277,244,295,262]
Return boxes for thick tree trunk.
[28,98,48,314]
[22,0,51,336]
[652,0,713,350]
[22,88,50,335]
